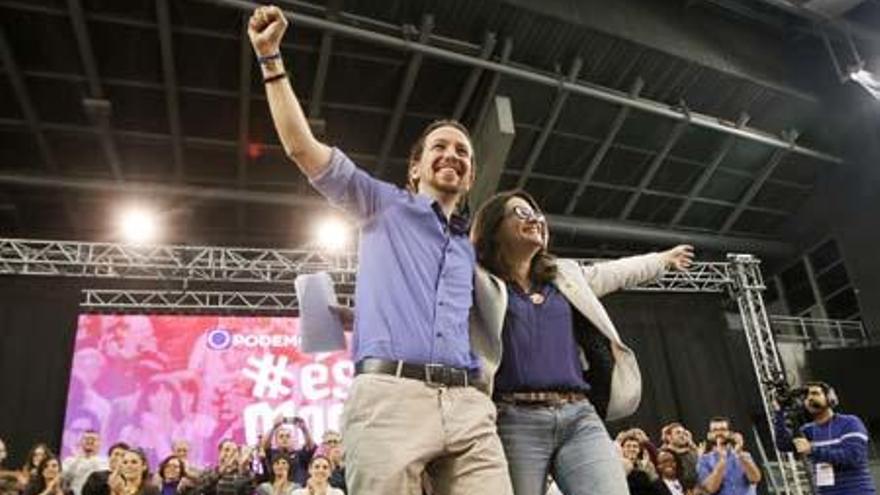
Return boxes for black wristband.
[263,72,287,84]
[257,53,282,64]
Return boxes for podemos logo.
[206,328,298,350]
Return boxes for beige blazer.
[469,253,667,421]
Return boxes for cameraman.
[774,381,877,495]
[697,417,762,494]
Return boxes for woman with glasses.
[469,190,693,495]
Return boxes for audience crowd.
[0,416,345,495]
[2,414,766,495]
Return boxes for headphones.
[806,381,839,408]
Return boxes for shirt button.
[436,332,443,338]
[438,301,445,306]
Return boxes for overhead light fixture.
[118,206,159,244]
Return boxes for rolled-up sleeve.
[309,147,398,219]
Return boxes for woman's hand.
[662,244,695,271]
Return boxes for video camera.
[767,378,812,435]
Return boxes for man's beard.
[427,174,466,195]
[807,399,829,416]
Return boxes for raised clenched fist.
[248,5,288,57]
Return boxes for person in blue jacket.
[774,381,876,495]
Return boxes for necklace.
[529,292,545,305]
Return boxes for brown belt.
[496,391,587,407]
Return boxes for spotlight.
[315,218,350,251]
[118,207,159,244]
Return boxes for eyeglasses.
[507,204,545,224]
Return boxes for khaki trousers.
[341,373,513,495]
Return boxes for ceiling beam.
[156,0,185,182]
[670,112,750,226]
[195,0,842,165]
[473,37,513,133]
[236,17,253,235]
[565,78,644,215]
[0,66,831,192]
[0,115,814,196]
[451,32,497,122]
[618,116,689,219]
[0,171,792,257]
[504,169,791,217]
[549,213,794,258]
[66,0,124,181]
[0,29,58,174]
[720,130,799,234]
[307,0,341,121]
[0,173,324,208]
[516,57,584,189]
[375,14,433,177]
[0,28,79,232]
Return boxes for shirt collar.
[428,199,470,236]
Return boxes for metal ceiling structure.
[0,0,877,258]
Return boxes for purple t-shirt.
[493,283,589,393]
[310,148,478,370]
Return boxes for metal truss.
[81,289,354,313]
[727,254,811,495]
[0,238,356,283]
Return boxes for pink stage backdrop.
[62,314,353,468]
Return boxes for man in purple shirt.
[247,6,512,495]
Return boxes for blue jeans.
[496,399,630,495]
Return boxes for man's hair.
[804,381,832,394]
[406,119,474,193]
[709,416,731,426]
[805,381,838,407]
[661,422,684,440]
[107,442,130,456]
[471,189,558,285]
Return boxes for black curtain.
[603,292,762,447]
[0,276,81,468]
[807,345,880,440]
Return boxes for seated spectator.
[255,455,298,495]
[258,418,314,487]
[157,456,187,495]
[654,449,686,495]
[24,454,72,495]
[20,444,54,489]
[661,422,700,493]
[619,433,660,495]
[179,440,252,495]
[62,430,108,495]
[107,449,158,495]
[81,443,130,495]
[325,446,344,494]
[290,457,342,495]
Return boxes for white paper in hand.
[295,272,346,354]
